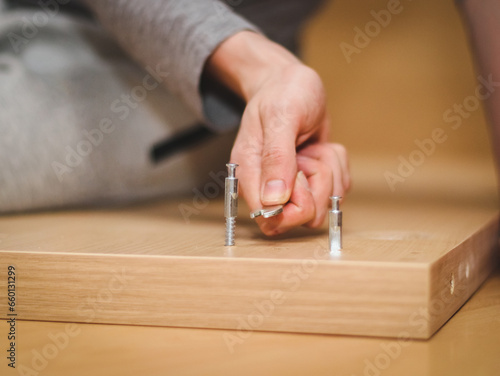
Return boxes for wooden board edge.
[427,214,499,338]
[0,250,430,339]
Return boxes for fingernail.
[297,170,310,190]
[262,179,287,204]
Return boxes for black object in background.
[150,124,215,163]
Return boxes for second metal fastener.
[224,163,238,246]
[329,196,342,253]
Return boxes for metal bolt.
[224,163,239,246]
[329,196,342,253]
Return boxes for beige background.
[301,0,497,203]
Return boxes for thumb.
[260,122,297,206]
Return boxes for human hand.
[206,32,350,235]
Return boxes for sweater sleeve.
[82,0,260,132]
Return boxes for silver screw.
[329,196,342,253]
[224,163,239,246]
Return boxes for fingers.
[296,155,333,228]
[259,103,298,206]
[227,63,350,236]
[257,170,316,236]
[232,101,299,214]
[331,143,351,192]
[248,142,350,235]
[298,142,351,198]
[230,110,263,213]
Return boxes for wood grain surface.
[1,266,499,376]
[0,197,498,339]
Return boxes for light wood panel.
[0,197,498,339]
[1,266,499,376]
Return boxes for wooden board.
[1,267,499,376]
[0,197,498,339]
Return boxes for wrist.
[205,31,301,101]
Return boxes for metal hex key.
[250,205,284,219]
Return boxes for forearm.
[81,0,259,128]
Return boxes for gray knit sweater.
[0,0,323,212]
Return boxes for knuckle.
[297,202,315,223]
[261,146,288,166]
[306,215,325,229]
[331,143,348,160]
[262,98,303,131]
[234,139,260,159]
